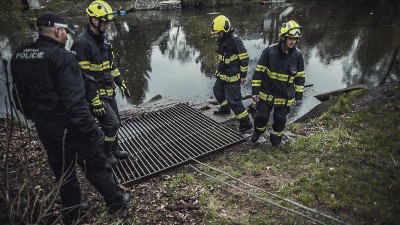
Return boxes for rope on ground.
[189,158,348,225]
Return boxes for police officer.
[251,20,305,147]
[71,0,129,165]
[211,15,253,134]
[10,12,131,223]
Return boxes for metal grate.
[113,103,245,185]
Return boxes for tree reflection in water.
[0,0,398,115]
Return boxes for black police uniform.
[11,35,124,220]
[71,25,126,159]
[251,40,305,146]
[213,29,252,131]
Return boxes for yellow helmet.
[279,20,302,38]
[211,15,231,34]
[86,0,114,21]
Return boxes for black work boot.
[80,202,90,211]
[251,131,262,143]
[239,119,253,134]
[108,192,131,215]
[106,153,118,166]
[270,132,283,148]
[104,141,118,166]
[111,146,129,160]
[271,143,282,149]
[213,105,231,115]
[62,202,90,225]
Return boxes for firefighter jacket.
[252,41,305,107]
[10,35,98,136]
[216,30,249,82]
[71,25,124,98]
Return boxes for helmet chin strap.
[281,38,290,54]
[89,17,106,34]
[97,19,106,34]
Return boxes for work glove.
[119,80,130,97]
[91,94,106,117]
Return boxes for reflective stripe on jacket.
[216,30,249,82]
[71,25,123,98]
[251,41,305,106]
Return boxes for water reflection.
[0,36,13,117]
[0,0,399,118]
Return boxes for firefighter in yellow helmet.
[71,1,131,167]
[211,15,253,134]
[250,20,305,146]
[85,0,114,33]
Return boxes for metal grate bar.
[162,109,231,153]
[146,107,214,156]
[147,112,212,156]
[143,114,194,161]
[169,104,242,143]
[114,103,245,185]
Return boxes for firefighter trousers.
[96,97,121,154]
[213,79,251,125]
[253,101,290,146]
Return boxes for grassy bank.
[0,0,79,27]
[1,0,262,24]
[181,0,259,7]
[158,87,400,224]
[0,0,259,33]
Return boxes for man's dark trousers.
[35,119,122,218]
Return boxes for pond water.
[0,0,399,119]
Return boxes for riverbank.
[1,86,399,224]
[1,0,260,25]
